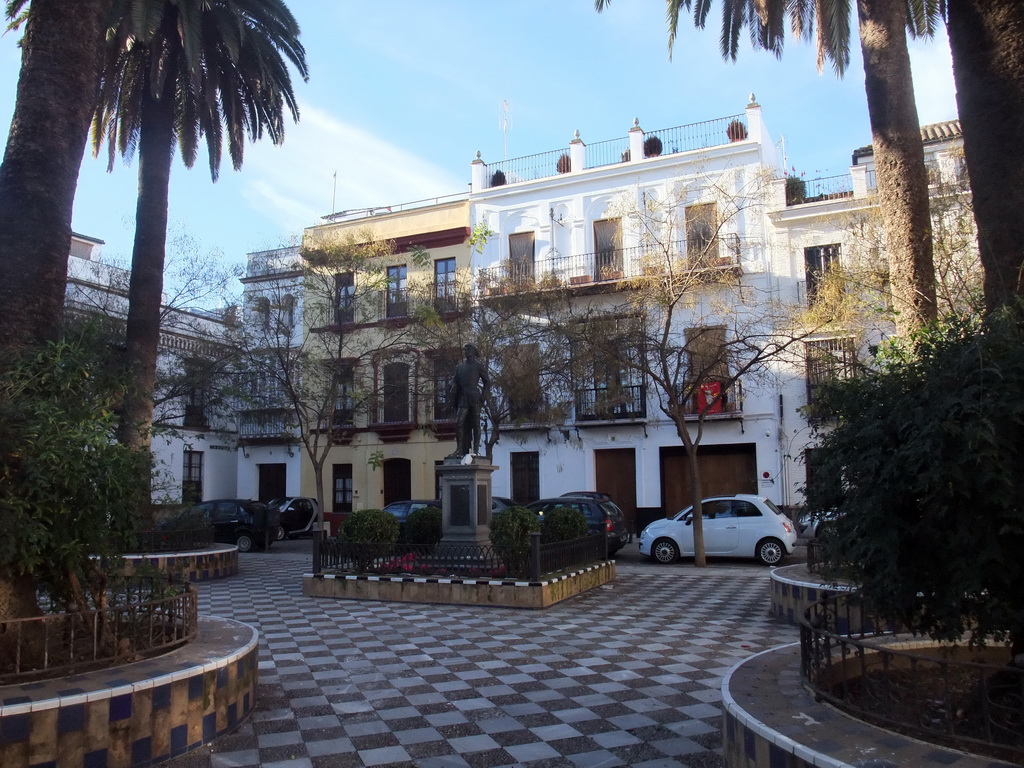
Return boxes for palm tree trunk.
[857,0,937,334]
[946,0,1024,313]
[117,79,176,452]
[0,0,111,353]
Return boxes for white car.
[639,494,798,565]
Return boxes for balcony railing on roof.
[787,174,855,206]
[477,238,743,293]
[483,114,747,188]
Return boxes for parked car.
[526,495,629,555]
[639,494,797,565]
[268,496,320,540]
[560,491,612,501]
[188,499,281,552]
[491,496,515,512]
[382,499,441,523]
[797,507,840,538]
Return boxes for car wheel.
[755,537,785,566]
[651,538,679,564]
[275,526,286,542]
[236,533,255,553]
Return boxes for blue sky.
[1,0,957,285]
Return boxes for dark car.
[382,499,441,524]
[560,491,613,502]
[189,499,281,552]
[268,496,320,540]
[527,495,629,555]
[491,496,515,512]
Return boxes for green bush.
[807,310,1024,655]
[0,326,151,615]
[490,506,540,577]
[341,508,399,543]
[403,506,442,546]
[542,505,588,542]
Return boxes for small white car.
[639,494,798,565]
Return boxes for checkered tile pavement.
[166,546,798,768]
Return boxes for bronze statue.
[448,343,489,457]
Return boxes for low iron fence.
[127,526,215,553]
[0,577,198,684]
[801,591,1023,763]
[316,532,609,581]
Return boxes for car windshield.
[267,498,287,511]
[763,498,784,516]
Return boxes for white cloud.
[240,104,465,236]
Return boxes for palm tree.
[0,0,112,354]
[91,0,309,450]
[596,0,939,334]
[945,0,1024,313]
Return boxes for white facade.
[234,246,305,502]
[463,104,968,523]
[65,234,239,504]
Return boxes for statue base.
[437,455,495,546]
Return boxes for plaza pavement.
[166,540,802,768]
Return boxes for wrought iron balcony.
[478,239,742,294]
[574,384,646,422]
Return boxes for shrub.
[807,310,1024,657]
[341,508,399,544]
[0,325,151,617]
[403,506,442,546]
[490,506,540,577]
[542,505,588,542]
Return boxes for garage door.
[659,443,757,516]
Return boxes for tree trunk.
[946,0,1024,313]
[0,0,112,353]
[117,78,176,452]
[675,416,708,567]
[857,0,937,334]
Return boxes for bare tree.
[547,170,823,566]
[234,232,428,533]
[406,286,573,464]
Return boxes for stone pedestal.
[438,456,495,545]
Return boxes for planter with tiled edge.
[720,643,1015,768]
[303,560,616,608]
[769,563,853,625]
[117,544,239,582]
[0,617,258,768]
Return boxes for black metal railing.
[315,533,609,581]
[796,174,854,205]
[0,577,198,684]
[574,385,646,421]
[127,527,214,553]
[478,239,742,293]
[481,115,747,189]
[801,591,1024,763]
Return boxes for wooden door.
[660,444,757,516]
[594,448,637,533]
[383,458,412,506]
[258,463,286,502]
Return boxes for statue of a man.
[448,343,489,457]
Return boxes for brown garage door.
[660,443,757,516]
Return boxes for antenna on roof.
[500,100,511,160]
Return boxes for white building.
[65,233,239,504]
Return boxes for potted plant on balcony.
[556,153,571,174]
[785,174,806,205]
[490,169,506,187]
[643,135,663,158]
[727,119,748,142]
